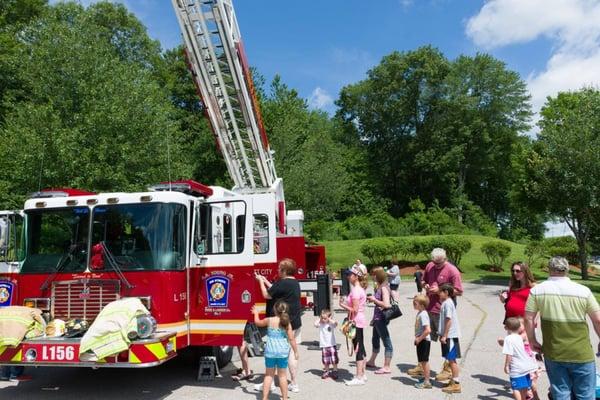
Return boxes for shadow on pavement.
[476,387,513,399]
[472,373,509,386]
[472,373,512,399]
[304,368,352,382]
[0,355,265,400]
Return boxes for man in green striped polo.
[524,256,600,399]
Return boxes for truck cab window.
[195,201,246,255]
[253,214,269,254]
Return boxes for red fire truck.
[0,0,326,369]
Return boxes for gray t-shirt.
[415,310,431,341]
[438,299,461,338]
[388,265,400,285]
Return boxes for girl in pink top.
[340,263,369,386]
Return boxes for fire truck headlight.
[25,348,37,362]
[23,298,51,311]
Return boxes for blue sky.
[62,0,600,119]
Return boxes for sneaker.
[254,382,276,392]
[414,381,432,389]
[407,364,424,376]
[441,380,461,394]
[345,377,365,386]
[321,371,330,379]
[288,383,300,393]
[14,375,32,382]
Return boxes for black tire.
[212,345,233,369]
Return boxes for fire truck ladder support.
[172,0,277,190]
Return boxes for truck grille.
[52,280,120,321]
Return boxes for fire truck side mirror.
[0,217,10,257]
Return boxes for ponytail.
[279,311,290,330]
[273,300,290,329]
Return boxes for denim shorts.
[510,374,532,390]
[265,357,288,369]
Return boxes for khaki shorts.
[428,312,440,341]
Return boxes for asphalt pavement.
[4,281,593,400]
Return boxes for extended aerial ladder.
[172,0,277,191]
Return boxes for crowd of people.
[240,249,466,398]
[235,251,600,400]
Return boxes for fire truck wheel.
[212,345,233,369]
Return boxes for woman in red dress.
[499,262,536,320]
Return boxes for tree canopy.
[514,88,600,279]
[1,1,582,256]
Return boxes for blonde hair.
[504,317,521,332]
[413,294,429,308]
[358,274,369,290]
[279,258,297,276]
[273,301,290,329]
[371,266,388,286]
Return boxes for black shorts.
[352,327,366,361]
[390,283,399,291]
[441,338,461,361]
[416,340,431,362]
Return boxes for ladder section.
[172,0,277,190]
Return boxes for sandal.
[231,370,253,381]
[365,363,378,369]
[374,368,391,375]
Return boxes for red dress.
[504,286,531,318]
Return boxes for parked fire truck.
[0,0,326,369]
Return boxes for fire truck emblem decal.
[0,281,13,306]
[79,286,91,300]
[206,275,230,307]
[241,290,251,304]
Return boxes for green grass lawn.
[321,234,600,300]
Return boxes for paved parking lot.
[2,281,585,399]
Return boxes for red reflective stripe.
[0,347,20,361]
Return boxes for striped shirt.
[525,276,600,363]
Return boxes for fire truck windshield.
[21,203,187,273]
[21,207,90,273]
[90,203,186,271]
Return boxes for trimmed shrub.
[438,236,472,267]
[524,240,547,267]
[391,237,411,260]
[360,238,394,265]
[543,236,580,264]
[481,241,512,270]
[405,235,472,267]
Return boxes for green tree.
[336,46,450,216]
[157,47,230,187]
[261,76,379,221]
[514,88,600,279]
[0,2,191,208]
[415,53,531,220]
[336,48,532,227]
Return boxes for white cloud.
[308,87,334,110]
[466,0,600,129]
